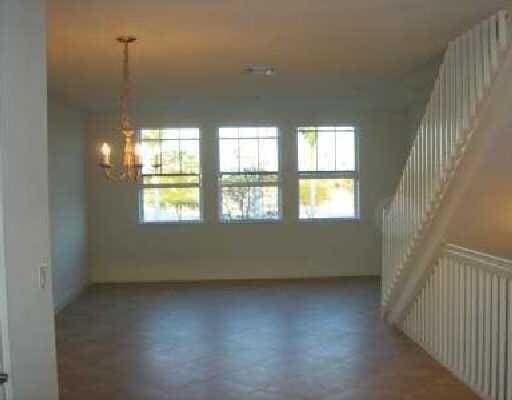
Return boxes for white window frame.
[297,126,360,221]
[138,127,203,224]
[217,126,282,223]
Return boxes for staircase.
[382,10,512,399]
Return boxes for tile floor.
[56,278,477,399]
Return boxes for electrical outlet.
[38,264,48,290]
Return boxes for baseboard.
[54,283,88,314]
[89,275,381,286]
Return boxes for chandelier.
[98,36,160,182]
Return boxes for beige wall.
[87,98,409,282]
[48,101,87,311]
[0,0,59,397]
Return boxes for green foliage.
[144,145,200,219]
[299,180,332,207]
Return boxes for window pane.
[298,127,355,172]
[160,140,180,174]
[239,139,259,172]
[317,130,336,171]
[180,140,200,174]
[179,128,200,139]
[141,129,160,140]
[259,139,278,171]
[258,127,278,138]
[298,130,317,171]
[142,128,201,176]
[142,187,200,222]
[221,186,279,221]
[219,139,239,172]
[299,178,355,219]
[161,128,180,140]
[335,130,355,171]
[219,127,239,139]
[141,141,161,175]
[239,127,260,138]
[219,127,279,174]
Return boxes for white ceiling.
[48,0,507,110]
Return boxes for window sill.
[139,220,203,225]
[219,219,282,225]
[298,217,360,223]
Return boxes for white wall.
[0,0,59,398]
[48,101,87,312]
[87,98,409,282]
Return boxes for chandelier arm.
[102,164,142,182]
[102,166,127,182]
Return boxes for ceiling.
[48,0,507,111]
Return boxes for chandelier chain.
[121,41,132,135]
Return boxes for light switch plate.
[38,264,48,290]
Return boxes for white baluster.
[461,33,470,135]
[482,19,491,89]
[470,267,477,387]
[491,274,499,399]
[455,36,463,146]
[498,10,509,52]
[484,273,492,396]
[498,277,507,400]
[491,14,499,71]
[474,24,484,103]
[468,29,477,118]
[477,269,485,393]
[507,281,512,400]
[459,263,465,374]
[464,265,471,380]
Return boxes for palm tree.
[299,128,333,218]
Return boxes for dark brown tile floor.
[55,278,477,400]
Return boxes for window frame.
[296,126,360,222]
[138,126,204,224]
[217,126,283,224]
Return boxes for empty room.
[1,0,512,399]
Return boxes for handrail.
[446,244,512,279]
[382,10,512,309]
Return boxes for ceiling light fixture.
[244,65,276,76]
[98,36,160,182]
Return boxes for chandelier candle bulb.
[100,143,111,166]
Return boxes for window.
[297,126,358,219]
[140,128,201,223]
[218,127,280,221]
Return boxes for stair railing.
[402,244,512,400]
[382,10,512,309]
